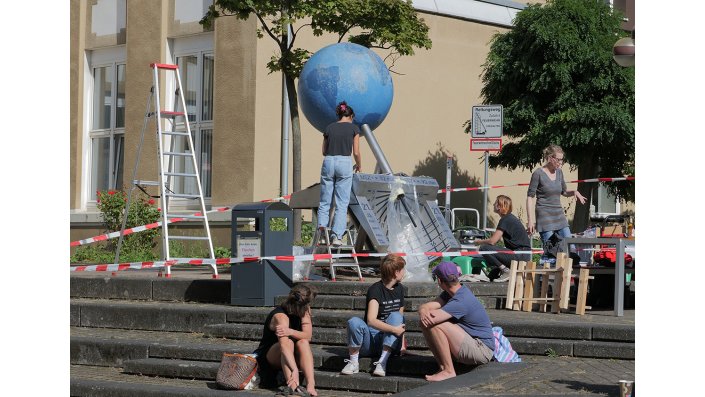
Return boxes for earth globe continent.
[298,42,394,133]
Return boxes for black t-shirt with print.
[364,280,405,322]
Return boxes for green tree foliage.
[201,0,431,239]
[467,0,634,231]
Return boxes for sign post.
[470,105,503,230]
[445,155,452,225]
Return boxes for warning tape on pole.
[70,249,546,273]
[437,176,635,194]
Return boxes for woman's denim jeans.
[539,226,572,243]
[317,155,353,239]
[346,311,404,356]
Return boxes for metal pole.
[279,13,292,197]
[360,124,393,174]
[482,151,488,230]
[445,155,452,225]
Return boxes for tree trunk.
[285,74,302,241]
[572,157,598,233]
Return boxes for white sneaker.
[495,268,511,283]
[340,359,359,375]
[372,361,386,377]
[331,237,343,247]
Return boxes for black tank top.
[254,306,303,357]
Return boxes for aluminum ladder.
[307,226,363,281]
[115,63,217,278]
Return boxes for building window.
[89,62,126,200]
[171,51,214,198]
[592,185,620,216]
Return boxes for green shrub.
[215,246,231,258]
[71,189,160,263]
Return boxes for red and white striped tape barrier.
[70,193,293,247]
[437,176,635,194]
[70,206,232,247]
[70,248,546,273]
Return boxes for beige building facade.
[70,0,630,250]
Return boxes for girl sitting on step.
[253,284,318,397]
[341,254,407,378]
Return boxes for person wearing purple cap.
[418,261,495,382]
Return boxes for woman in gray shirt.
[526,145,586,244]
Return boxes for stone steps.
[70,274,634,396]
[123,358,427,394]
[70,365,387,397]
[70,327,443,377]
[71,299,634,359]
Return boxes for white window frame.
[168,34,214,209]
[592,184,621,217]
[83,46,127,210]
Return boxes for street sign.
[471,105,503,138]
[470,138,502,151]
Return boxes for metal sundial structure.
[289,124,459,280]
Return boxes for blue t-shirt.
[440,286,495,351]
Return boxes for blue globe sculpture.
[298,43,394,133]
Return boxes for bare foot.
[306,386,318,397]
[425,370,456,382]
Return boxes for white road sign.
[471,105,503,138]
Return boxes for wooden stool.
[505,252,572,313]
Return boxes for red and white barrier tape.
[70,249,546,273]
[437,176,635,194]
[70,206,231,247]
[71,192,293,248]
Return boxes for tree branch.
[255,12,282,46]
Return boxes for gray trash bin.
[230,202,293,306]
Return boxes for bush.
[71,189,161,263]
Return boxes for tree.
[201,0,431,239]
[467,0,634,232]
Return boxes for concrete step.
[278,294,503,311]
[72,299,634,343]
[70,364,386,397]
[122,358,427,394]
[298,281,508,297]
[70,274,506,305]
[70,327,443,377]
[202,323,633,359]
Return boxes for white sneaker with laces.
[495,269,511,283]
[331,237,343,247]
[340,359,359,375]
[372,361,386,377]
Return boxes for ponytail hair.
[542,144,563,163]
[281,284,317,318]
[335,101,354,120]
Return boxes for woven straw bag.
[215,352,259,390]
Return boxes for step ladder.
[115,63,217,278]
[306,227,363,281]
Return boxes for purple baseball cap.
[432,261,460,282]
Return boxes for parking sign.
[471,105,503,138]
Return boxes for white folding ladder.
[115,63,217,278]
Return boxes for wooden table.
[563,237,635,316]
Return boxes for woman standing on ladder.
[317,101,362,247]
